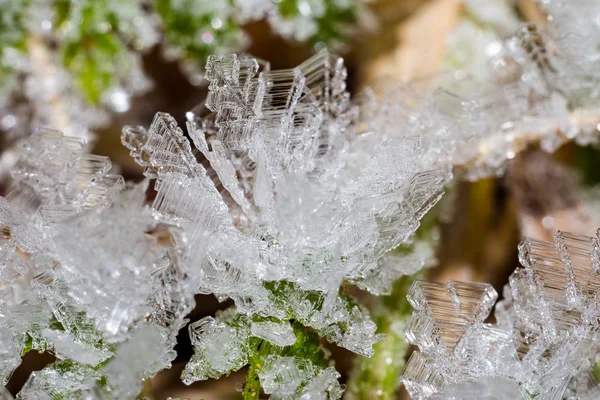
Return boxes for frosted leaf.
[251,320,296,347]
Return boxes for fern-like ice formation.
[402,229,600,399]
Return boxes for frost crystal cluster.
[122,48,457,395]
[0,48,461,398]
[402,230,600,399]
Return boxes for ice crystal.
[251,320,297,347]
[401,229,600,399]
[259,356,343,400]
[183,312,251,383]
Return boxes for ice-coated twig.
[425,0,600,180]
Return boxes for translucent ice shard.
[428,377,524,400]
[259,355,303,397]
[103,324,176,399]
[17,361,101,400]
[298,367,344,400]
[258,356,344,400]
[404,280,497,353]
[42,328,110,366]
[8,128,124,215]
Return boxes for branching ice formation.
[402,230,600,399]
[0,129,180,399]
[0,48,457,399]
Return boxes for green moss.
[21,333,34,356]
[0,0,30,88]
[49,315,65,331]
[278,0,300,19]
[54,1,131,105]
